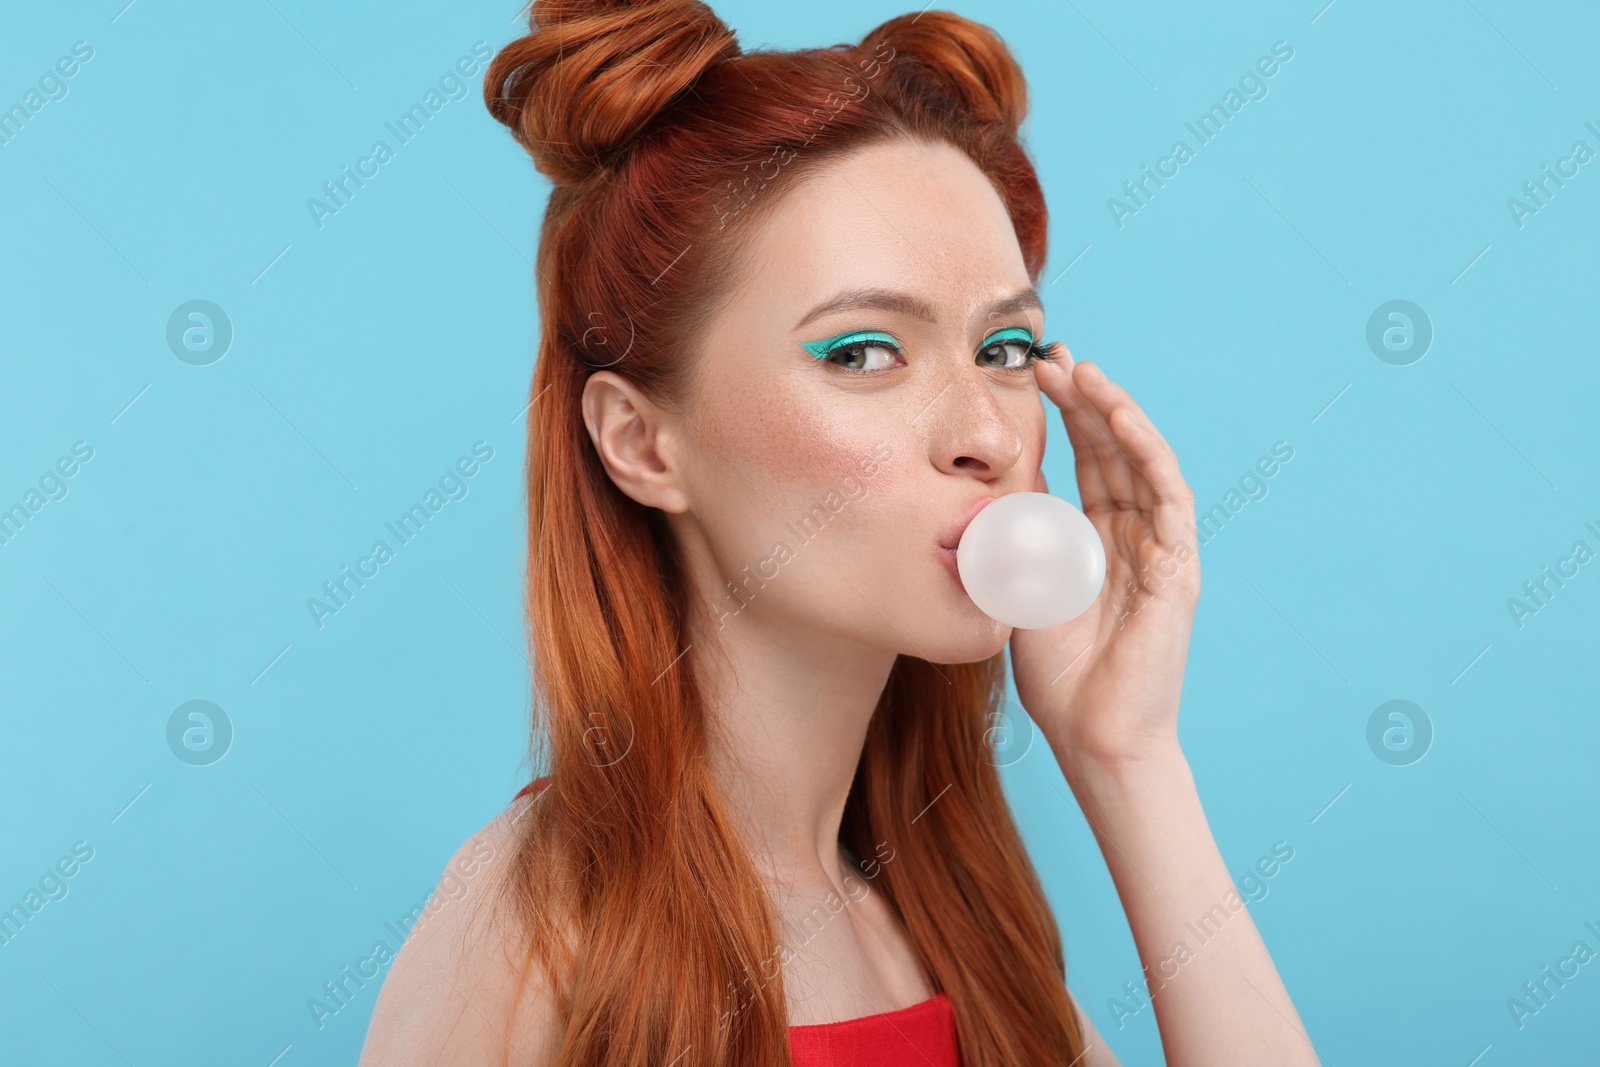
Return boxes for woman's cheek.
[1021,394,1048,471]
[724,400,892,492]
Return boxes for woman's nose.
[921,372,1024,480]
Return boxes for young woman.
[360,2,1317,1064]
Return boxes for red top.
[511,777,962,1066]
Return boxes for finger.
[1077,364,1185,503]
[1109,402,1157,518]
[1034,348,1118,513]
[1079,370,1194,547]
[1073,358,1174,456]
[1071,361,1156,514]
[1033,349,1106,508]
[1065,363,1143,513]
[1063,360,1144,511]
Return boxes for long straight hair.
[482,2,1083,1063]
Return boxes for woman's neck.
[690,598,897,891]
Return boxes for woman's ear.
[580,371,691,513]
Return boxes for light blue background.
[3,1,1596,1063]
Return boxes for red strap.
[514,775,553,801]
[789,992,959,1065]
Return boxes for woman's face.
[649,137,1051,665]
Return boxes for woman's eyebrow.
[792,286,1043,333]
[794,287,937,332]
[974,287,1044,330]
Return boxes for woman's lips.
[937,543,965,590]
[936,494,997,593]
[938,494,997,552]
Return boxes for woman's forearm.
[1052,737,1320,1067]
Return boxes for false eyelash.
[987,336,1059,371]
[971,327,1056,372]
[1028,339,1061,365]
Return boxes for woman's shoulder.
[358,786,561,1066]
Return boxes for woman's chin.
[914,613,1013,665]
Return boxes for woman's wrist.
[1046,724,1189,808]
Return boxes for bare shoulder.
[359,793,563,1067]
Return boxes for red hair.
[482,2,1081,1063]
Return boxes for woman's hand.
[1012,350,1319,1067]
[1008,346,1201,776]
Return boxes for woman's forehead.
[725,141,1031,324]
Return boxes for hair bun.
[485,0,740,186]
[860,9,1027,131]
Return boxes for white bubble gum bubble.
[955,492,1106,629]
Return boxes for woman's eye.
[977,328,1038,370]
[801,329,1042,374]
[977,339,1033,369]
[829,339,902,372]
[800,331,904,373]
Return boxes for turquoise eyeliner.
[798,326,1038,359]
[980,327,1035,346]
[798,329,899,359]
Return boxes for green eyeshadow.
[798,329,898,360]
[980,327,1035,346]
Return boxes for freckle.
[731,405,858,483]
